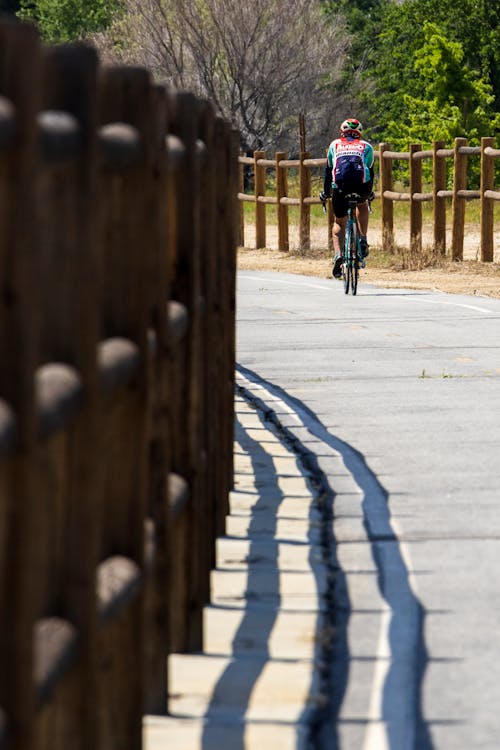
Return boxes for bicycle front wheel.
[352,264,358,295]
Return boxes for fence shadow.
[237,364,437,749]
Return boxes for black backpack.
[334,153,364,192]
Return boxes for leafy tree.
[18,0,121,42]
[359,0,500,144]
[386,22,500,148]
[95,0,351,155]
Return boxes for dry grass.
[239,224,500,299]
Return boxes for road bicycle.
[341,193,365,296]
[321,191,371,296]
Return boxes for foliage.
[358,0,500,147]
[18,0,121,42]
[93,0,350,155]
[385,22,500,149]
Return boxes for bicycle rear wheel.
[349,226,359,295]
[342,227,351,294]
[342,260,350,294]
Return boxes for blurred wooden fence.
[238,138,500,260]
[0,19,237,750]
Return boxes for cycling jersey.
[324,135,374,192]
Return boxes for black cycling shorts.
[332,180,373,219]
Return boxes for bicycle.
[341,193,365,296]
[321,190,373,295]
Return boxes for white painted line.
[240,271,500,313]
[239,273,335,292]
[401,294,495,315]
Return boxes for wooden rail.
[239,137,500,261]
[0,19,238,750]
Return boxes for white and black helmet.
[340,118,363,137]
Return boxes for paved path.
[234,270,500,749]
[146,270,500,749]
[145,390,330,749]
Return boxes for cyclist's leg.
[356,181,373,256]
[331,190,348,256]
[357,201,369,236]
[332,214,347,256]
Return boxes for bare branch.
[94,0,351,153]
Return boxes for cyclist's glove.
[368,191,375,202]
[319,191,330,203]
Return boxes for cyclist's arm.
[323,164,333,196]
[363,142,375,183]
[364,143,374,169]
[323,145,335,196]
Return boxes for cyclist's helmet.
[340,118,363,138]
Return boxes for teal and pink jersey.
[325,135,374,192]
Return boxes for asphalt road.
[236,270,500,750]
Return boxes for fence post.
[35,41,101,749]
[451,137,467,261]
[198,99,217,595]
[409,143,422,256]
[96,64,155,750]
[168,91,207,653]
[238,152,244,247]
[299,150,310,252]
[0,20,41,750]
[276,151,289,252]
[379,143,394,252]
[254,150,266,248]
[480,136,495,262]
[327,199,334,254]
[433,140,446,255]
[143,83,171,715]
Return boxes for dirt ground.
[238,224,500,299]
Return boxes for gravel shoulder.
[238,224,500,299]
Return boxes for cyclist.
[320,118,374,279]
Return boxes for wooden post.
[97,65,155,750]
[213,116,230,539]
[299,151,310,253]
[0,20,41,750]
[409,143,422,256]
[34,41,101,750]
[168,91,205,653]
[379,143,394,252]
[433,140,446,255]
[299,112,306,153]
[143,83,171,715]
[451,137,467,261]
[198,99,217,593]
[254,150,266,248]
[238,152,244,247]
[276,151,289,252]
[327,199,334,254]
[226,125,239,496]
[480,136,495,262]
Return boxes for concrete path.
[235,270,500,749]
[144,389,332,749]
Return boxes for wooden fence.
[238,138,500,260]
[0,19,238,750]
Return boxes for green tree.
[386,22,500,148]
[18,0,120,42]
[358,0,500,142]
